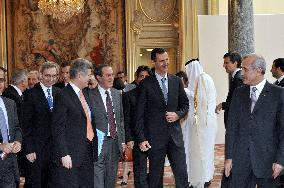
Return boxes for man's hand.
[139,141,151,152]
[165,112,179,123]
[26,152,37,163]
[215,103,222,114]
[272,163,284,179]
[61,155,72,169]
[122,143,127,153]
[0,143,14,154]
[127,141,134,149]
[12,141,21,153]
[224,159,232,177]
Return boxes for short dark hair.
[135,65,152,77]
[151,48,167,61]
[117,71,125,75]
[94,64,111,78]
[69,58,93,79]
[113,77,125,90]
[273,58,284,72]
[61,61,71,68]
[175,71,188,83]
[223,52,242,68]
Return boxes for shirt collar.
[250,78,266,93]
[232,68,241,78]
[278,74,284,83]
[155,72,168,81]
[69,82,81,96]
[98,84,111,95]
[40,82,52,91]
[10,85,23,96]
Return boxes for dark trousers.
[52,141,94,188]
[148,136,189,188]
[133,141,148,188]
[94,137,120,188]
[230,168,277,188]
[0,182,16,188]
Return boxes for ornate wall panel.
[6,0,125,73]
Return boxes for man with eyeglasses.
[22,61,61,188]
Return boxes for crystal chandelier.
[38,0,85,22]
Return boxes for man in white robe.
[184,59,218,187]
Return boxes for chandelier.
[38,0,85,22]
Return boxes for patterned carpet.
[20,144,225,188]
[115,144,225,188]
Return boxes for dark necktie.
[47,88,53,110]
[105,91,117,138]
[275,80,280,86]
[250,87,257,113]
[0,106,8,143]
[161,77,168,104]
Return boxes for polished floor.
[20,144,225,188]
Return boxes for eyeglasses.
[0,78,6,83]
[43,74,58,79]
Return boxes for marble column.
[228,0,254,56]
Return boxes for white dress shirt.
[0,97,9,137]
[250,79,266,100]
[155,72,168,93]
[40,82,53,100]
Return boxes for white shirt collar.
[40,82,52,91]
[278,74,284,83]
[98,84,111,95]
[250,78,266,93]
[232,68,241,78]
[69,82,81,97]
[11,85,23,96]
[155,72,168,81]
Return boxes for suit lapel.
[93,87,107,115]
[34,83,50,111]
[150,75,167,106]
[65,85,85,117]
[2,97,13,140]
[167,75,175,106]
[252,81,270,114]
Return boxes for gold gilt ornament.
[38,0,85,22]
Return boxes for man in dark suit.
[27,70,39,89]
[90,64,125,188]
[2,69,28,127]
[0,66,22,188]
[22,62,61,188]
[123,65,151,187]
[225,54,284,187]
[52,58,97,188]
[135,48,189,188]
[215,52,243,128]
[271,58,284,87]
[53,61,70,89]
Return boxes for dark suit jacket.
[123,87,138,143]
[52,84,98,167]
[53,81,66,89]
[22,82,60,156]
[222,70,243,126]
[135,74,189,149]
[225,82,284,178]
[89,86,125,153]
[275,79,284,87]
[2,85,24,127]
[0,96,22,183]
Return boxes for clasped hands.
[0,141,21,155]
[224,159,284,179]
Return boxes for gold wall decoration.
[0,0,7,69]
[138,0,176,22]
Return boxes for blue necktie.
[0,106,8,143]
[47,88,53,110]
[161,77,168,104]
